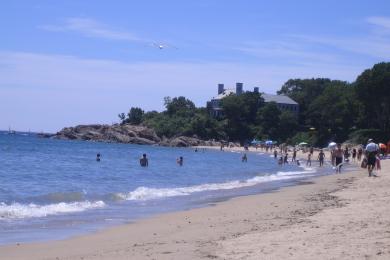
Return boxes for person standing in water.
[96,153,101,162]
[292,148,297,162]
[318,149,325,167]
[274,149,278,159]
[284,153,288,164]
[177,156,183,166]
[242,153,248,162]
[306,153,312,166]
[140,153,148,167]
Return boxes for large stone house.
[206,82,299,117]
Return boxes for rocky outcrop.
[51,124,236,147]
[54,124,161,145]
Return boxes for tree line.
[118,62,390,146]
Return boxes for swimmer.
[140,153,148,167]
[177,156,183,166]
[96,153,101,162]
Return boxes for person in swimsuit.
[140,153,148,167]
[334,144,344,173]
[318,149,325,167]
[177,156,183,166]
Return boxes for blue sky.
[1,0,390,132]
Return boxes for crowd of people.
[93,138,384,178]
[253,138,384,177]
[95,152,184,167]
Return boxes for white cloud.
[285,33,390,60]
[367,16,390,30]
[40,17,146,42]
[0,51,366,132]
[234,40,341,65]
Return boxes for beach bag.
[361,158,367,168]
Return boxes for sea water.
[0,132,332,244]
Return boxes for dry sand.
[1,148,389,259]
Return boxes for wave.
[116,169,314,201]
[29,191,87,203]
[0,201,105,220]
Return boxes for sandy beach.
[1,148,389,259]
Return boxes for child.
[376,154,381,171]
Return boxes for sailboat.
[8,126,16,135]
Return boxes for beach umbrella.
[366,142,379,152]
[328,142,337,149]
[251,140,260,145]
[298,142,308,146]
[379,143,386,149]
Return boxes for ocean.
[0,132,330,245]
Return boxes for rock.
[54,124,161,145]
[49,124,226,147]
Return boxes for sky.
[1,0,390,132]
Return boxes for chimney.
[236,82,243,95]
[254,87,259,93]
[218,83,224,94]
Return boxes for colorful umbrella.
[366,143,379,152]
[379,143,387,149]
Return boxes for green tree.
[305,81,356,145]
[354,62,390,132]
[220,92,263,141]
[165,96,196,116]
[278,111,299,141]
[256,102,281,140]
[127,107,144,125]
[118,113,126,124]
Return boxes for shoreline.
[0,146,330,245]
[1,148,386,259]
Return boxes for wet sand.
[1,148,389,259]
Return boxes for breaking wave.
[0,201,105,220]
[116,169,315,201]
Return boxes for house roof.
[262,93,298,105]
[212,89,236,100]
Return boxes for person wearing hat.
[365,139,379,177]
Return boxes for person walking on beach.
[352,148,357,162]
[334,144,344,173]
[331,150,336,166]
[376,154,381,171]
[140,153,148,167]
[306,153,312,166]
[344,147,350,162]
[365,139,379,177]
[318,149,325,167]
[357,147,363,161]
[242,153,247,162]
[310,146,314,155]
[177,156,183,166]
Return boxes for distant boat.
[8,127,16,135]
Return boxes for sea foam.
[117,169,314,201]
[0,201,105,220]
